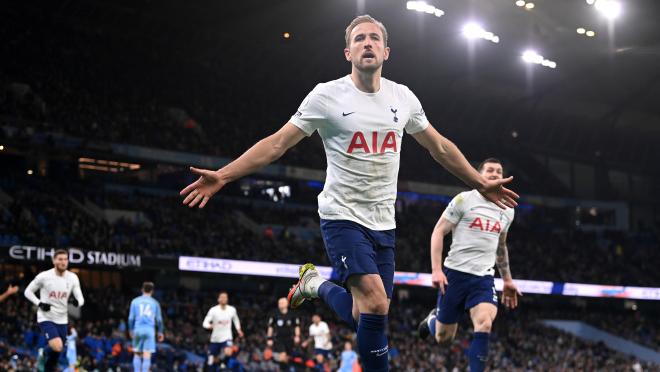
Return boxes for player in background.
[63,324,77,372]
[338,341,359,372]
[24,249,85,372]
[202,291,244,371]
[302,314,332,368]
[128,281,164,372]
[0,283,19,303]
[180,15,518,371]
[266,297,301,371]
[418,158,523,372]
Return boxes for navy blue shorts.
[320,219,395,299]
[436,267,498,324]
[38,321,67,341]
[314,348,331,358]
[208,341,232,356]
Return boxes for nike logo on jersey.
[342,112,355,116]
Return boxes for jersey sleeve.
[155,301,164,333]
[24,273,43,306]
[71,274,85,307]
[289,84,327,136]
[441,193,467,225]
[231,307,242,331]
[203,308,214,329]
[503,209,515,233]
[404,87,429,135]
[128,300,137,331]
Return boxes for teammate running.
[64,325,78,372]
[128,281,164,372]
[418,158,523,372]
[24,249,85,372]
[302,314,332,366]
[180,15,518,371]
[202,291,244,371]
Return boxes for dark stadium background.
[1,0,659,370]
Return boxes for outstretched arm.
[180,122,307,208]
[0,284,18,303]
[496,232,522,309]
[412,125,518,209]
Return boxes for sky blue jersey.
[128,295,164,333]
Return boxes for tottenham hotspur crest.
[390,107,398,123]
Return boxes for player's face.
[218,293,228,305]
[278,298,289,311]
[344,22,390,73]
[53,253,68,271]
[312,315,320,324]
[344,342,352,351]
[480,162,503,181]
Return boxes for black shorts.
[273,338,293,354]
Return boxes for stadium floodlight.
[586,30,596,37]
[515,0,526,6]
[577,27,586,34]
[522,50,556,68]
[0,145,4,151]
[406,1,444,18]
[586,0,596,4]
[594,0,621,19]
[462,23,500,43]
[525,2,535,9]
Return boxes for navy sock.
[468,332,489,372]
[357,313,389,372]
[44,350,61,372]
[318,281,356,331]
[427,314,437,336]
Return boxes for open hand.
[478,176,519,209]
[501,280,523,309]
[180,167,226,208]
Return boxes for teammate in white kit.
[24,249,85,372]
[302,314,332,365]
[202,291,243,370]
[418,158,522,372]
[180,15,518,371]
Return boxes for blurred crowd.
[0,285,656,372]
[1,176,658,287]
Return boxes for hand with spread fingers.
[179,167,226,209]
[501,280,523,309]
[478,176,519,210]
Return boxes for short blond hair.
[345,14,388,47]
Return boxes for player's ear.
[344,47,351,61]
[383,46,390,61]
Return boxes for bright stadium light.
[462,23,500,43]
[577,27,586,34]
[522,50,556,68]
[525,2,535,9]
[586,30,596,37]
[515,0,526,6]
[406,1,444,17]
[586,0,596,4]
[594,0,621,19]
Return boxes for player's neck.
[54,268,66,276]
[350,69,381,93]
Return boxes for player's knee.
[363,297,389,314]
[435,328,454,346]
[473,317,493,333]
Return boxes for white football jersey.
[24,268,85,324]
[203,305,241,343]
[442,190,515,276]
[290,75,429,230]
[309,321,332,350]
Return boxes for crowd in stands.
[1,174,659,287]
[0,284,656,371]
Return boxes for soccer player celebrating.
[180,15,518,371]
[418,158,523,372]
[266,297,301,370]
[24,249,85,372]
[128,281,164,372]
[302,314,332,367]
[202,291,244,371]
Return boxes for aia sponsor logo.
[468,217,501,233]
[347,131,398,154]
[48,291,68,299]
